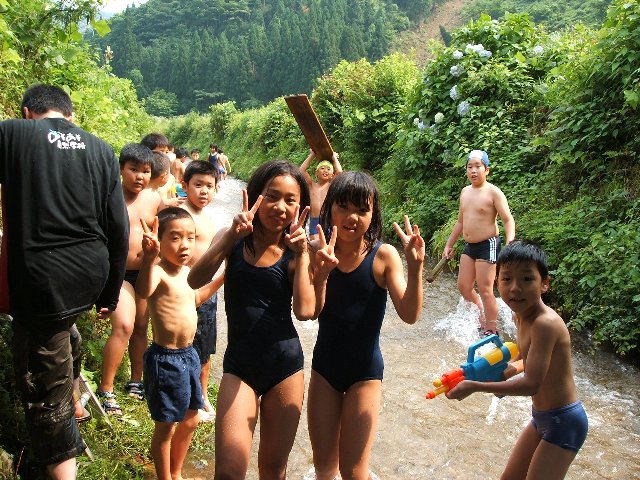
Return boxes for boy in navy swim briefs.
[444,149,515,336]
[447,240,588,479]
[135,208,220,480]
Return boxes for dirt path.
[392,0,468,67]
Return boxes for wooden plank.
[284,94,334,161]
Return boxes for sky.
[101,0,148,14]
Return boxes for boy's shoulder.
[527,304,568,339]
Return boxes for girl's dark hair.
[244,160,310,255]
[319,171,382,253]
[496,240,549,278]
[157,207,193,238]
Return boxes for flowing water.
[174,178,640,479]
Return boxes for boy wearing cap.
[443,149,515,337]
[300,149,342,238]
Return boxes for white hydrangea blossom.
[418,120,427,130]
[465,43,485,55]
[452,50,464,59]
[457,101,471,116]
[479,49,492,58]
[449,85,459,101]
[450,65,464,77]
[434,112,444,124]
[413,117,419,126]
[532,45,544,56]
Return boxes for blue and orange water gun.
[426,334,518,399]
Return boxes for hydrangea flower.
[452,50,464,59]
[434,112,444,124]
[479,49,492,58]
[532,45,544,56]
[450,65,464,77]
[418,120,427,130]
[457,101,471,116]
[449,85,459,101]
[465,43,485,55]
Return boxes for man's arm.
[95,157,129,312]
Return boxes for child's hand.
[140,217,160,259]
[231,190,263,238]
[314,225,339,277]
[96,307,113,319]
[445,380,475,401]
[284,205,310,253]
[393,215,425,268]
[443,245,454,260]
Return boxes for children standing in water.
[188,160,315,479]
[443,149,515,337]
[308,171,425,480]
[446,240,588,479]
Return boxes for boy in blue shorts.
[447,240,588,479]
[443,149,515,336]
[136,207,220,480]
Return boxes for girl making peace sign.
[308,171,425,480]
[188,160,314,479]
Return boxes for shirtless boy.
[171,147,188,185]
[300,149,342,238]
[179,161,222,419]
[443,149,515,336]
[447,240,588,479]
[98,143,162,414]
[216,147,231,181]
[136,208,220,480]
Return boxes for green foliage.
[542,0,640,184]
[93,0,433,113]
[144,89,179,117]
[313,53,419,172]
[209,101,239,140]
[462,0,611,31]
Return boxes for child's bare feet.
[203,397,215,414]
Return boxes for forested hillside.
[90,0,436,114]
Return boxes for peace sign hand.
[140,217,160,259]
[314,225,339,278]
[393,215,425,268]
[231,189,263,238]
[284,205,310,253]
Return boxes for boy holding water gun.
[446,240,588,479]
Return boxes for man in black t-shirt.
[0,85,129,479]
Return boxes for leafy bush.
[209,101,239,141]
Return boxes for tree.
[144,89,179,116]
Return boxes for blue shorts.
[143,343,203,423]
[193,293,218,362]
[217,166,226,174]
[463,236,501,263]
[309,216,321,236]
[531,400,588,452]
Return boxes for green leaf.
[91,19,111,37]
[514,52,526,63]
[1,47,21,64]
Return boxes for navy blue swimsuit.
[312,242,387,392]
[223,240,303,396]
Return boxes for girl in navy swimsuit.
[188,160,316,479]
[308,171,426,480]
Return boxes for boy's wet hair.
[320,171,382,253]
[244,159,310,255]
[21,84,73,118]
[218,147,224,154]
[184,160,217,185]
[175,147,188,159]
[496,240,549,278]
[119,143,154,167]
[209,143,217,150]
[190,149,200,155]
[150,151,171,179]
[157,207,193,238]
[141,133,169,151]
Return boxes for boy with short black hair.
[190,148,200,161]
[443,149,515,336]
[98,143,162,414]
[136,207,220,480]
[447,240,588,479]
[149,151,181,206]
[141,132,170,153]
[172,147,188,184]
[180,161,222,418]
